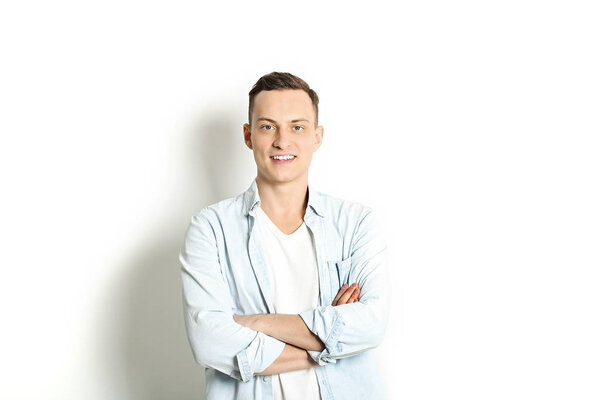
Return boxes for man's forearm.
[255,343,319,375]
[234,313,325,351]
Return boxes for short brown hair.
[248,72,320,127]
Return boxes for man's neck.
[255,175,308,219]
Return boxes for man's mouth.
[270,155,296,160]
[270,155,296,163]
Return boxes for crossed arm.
[181,208,389,381]
[233,283,361,375]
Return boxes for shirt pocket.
[327,256,352,304]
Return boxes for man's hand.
[332,283,360,306]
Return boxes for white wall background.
[1,1,598,399]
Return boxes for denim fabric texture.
[180,178,391,399]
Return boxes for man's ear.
[314,125,324,149]
[243,123,253,149]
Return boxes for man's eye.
[261,125,274,130]
[293,126,304,132]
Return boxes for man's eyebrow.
[256,117,310,123]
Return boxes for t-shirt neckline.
[256,205,305,238]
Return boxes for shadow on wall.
[103,111,247,399]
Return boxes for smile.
[270,155,296,164]
[271,155,296,160]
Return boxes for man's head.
[243,72,324,186]
[247,72,320,128]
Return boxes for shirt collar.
[242,177,324,218]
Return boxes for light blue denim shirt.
[179,178,391,399]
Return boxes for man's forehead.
[256,117,311,123]
[254,89,310,104]
[252,90,314,120]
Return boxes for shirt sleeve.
[180,210,286,382]
[299,207,391,366]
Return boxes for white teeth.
[272,155,295,160]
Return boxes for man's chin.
[259,172,302,185]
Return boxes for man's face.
[243,89,323,185]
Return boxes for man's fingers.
[337,284,357,305]
[350,288,361,302]
[332,283,361,306]
[332,284,348,305]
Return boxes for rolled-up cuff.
[307,348,338,366]
[299,306,345,365]
[235,331,286,382]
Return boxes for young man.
[179,72,390,399]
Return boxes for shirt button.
[263,376,270,382]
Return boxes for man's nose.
[273,127,294,147]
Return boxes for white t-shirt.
[254,205,322,400]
